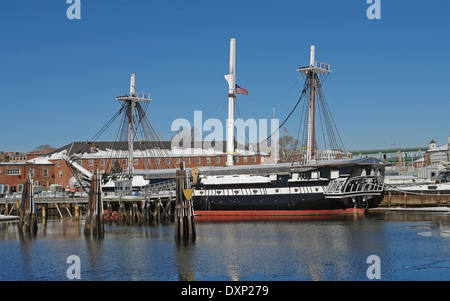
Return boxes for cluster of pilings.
[8,167,195,241]
[18,175,38,235]
[174,165,196,241]
[84,171,104,238]
[105,198,172,225]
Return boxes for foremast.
[116,74,152,177]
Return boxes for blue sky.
[1,0,449,153]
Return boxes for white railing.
[314,61,331,71]
[324,176,384,196]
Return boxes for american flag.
[235,84,248,95]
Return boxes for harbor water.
[0,210,449,281]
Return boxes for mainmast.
[297,45,331,163]
[224,38,236,167]
[116,74,152,176]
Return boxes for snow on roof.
[103,175,149,188]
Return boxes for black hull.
[193,193,384,213]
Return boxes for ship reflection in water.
[0,211,449,281]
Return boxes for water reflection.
[175,240,196,281]
[0,211,449,281]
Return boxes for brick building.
[0,140,271,195]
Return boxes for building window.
[243,156,247,163]
[176,158,180,164]
[155,158,160,165]
[252,156,256,163]
[235,157,239,163]
[216,157,220,163]
[206,157,211,164]
[122,159,127,165]
[100,159,105,166]
[186,158,190,164]
[59,171,63,178]
[18,184,23,193]
[166,158,170,165]
[57,160,60,168]
[77,160,82,166]
[196,157,201,164]
[43,168,48,177]
[29,169,35,177]
[89,159,94,166]
[7,169,21,176]
[134,159,139,165]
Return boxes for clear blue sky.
[1,0,449,153]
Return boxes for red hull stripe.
[194,209,365,217]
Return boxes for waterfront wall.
[381,191,450,207]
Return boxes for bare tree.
[278,136,300,163]
[34,144,54,153]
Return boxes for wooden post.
[120,202,125,224]
[84,170,104,237]
[74,205,80,220]
[118,202,122,225]
[18,175,37,235]
[174,164,196,241]
[84,173,94,235]
[55,203,63,219]
[144,200,149,224]
[42,204,47,224]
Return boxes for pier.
[0,190,175,222]
[380,190,450,208]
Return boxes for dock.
[0,190,175,221]
[380,190,450,208]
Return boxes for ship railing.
[324,175,384,197]
[146,179,176,194]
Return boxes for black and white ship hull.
[192,158,385,217]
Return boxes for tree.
[111,160,123,174]
[34,144,54,153]
[278,135,300,163]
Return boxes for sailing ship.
[60,38,385,217]
[190,39,386,216]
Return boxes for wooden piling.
[74,205,80,221]
[18,174,37,235]
[42,204,47,225]
[174,164,196,241]
[84,170,104,238]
